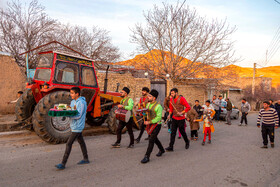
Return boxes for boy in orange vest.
[194,100,215,145]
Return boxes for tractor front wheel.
[15,89,36,129]
[105,106,127,134]
[32,91,72,144]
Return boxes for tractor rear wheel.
[86,113,106,126]
[32,91,72,144]
[15,89,36,123]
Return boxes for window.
[38,53,53,68]
[34,69,51,82]
[55,61,79,84]
[82,66,97,87]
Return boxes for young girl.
[195,109,215,145]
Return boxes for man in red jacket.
[165,88,191,151]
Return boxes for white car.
[219,101,240,120]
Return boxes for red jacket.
[169,96,191,120]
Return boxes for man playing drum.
[141,89,165,164]
[112,87,135,148]
[135,87,150,143]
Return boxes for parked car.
[219,101,240,120]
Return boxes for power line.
[258,25,280,66]
[274,0,280,5]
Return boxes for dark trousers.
[169,119,189,148]
[145,125,164,157]
[191,130,198,138]
[116,118,134,145]
[136,119,145,140]
[240,112,248,124]
[62,132,88,165]
[262,126,275,145]
[215,108,221,120]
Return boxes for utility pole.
[252,63,256,96]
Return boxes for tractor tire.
[86,113,106,126]
[32,91,72,144]
[105,106,126,134]
[15,89,36,123]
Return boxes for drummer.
[112,87,135,148]
[141,89,165,163]
[135,87,150,143]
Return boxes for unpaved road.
[0,113,280,187]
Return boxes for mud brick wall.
[96,71,151,103]
[0,55,26,114]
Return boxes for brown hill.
[117,50,280,87]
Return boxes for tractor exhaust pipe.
[104,65,109,94]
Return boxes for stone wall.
[96,71,151,103]
[0,55,26,114]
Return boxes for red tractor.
[15,42,137,144]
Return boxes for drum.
[115,108,131,123]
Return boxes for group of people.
[54,86,280,170]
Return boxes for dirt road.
[0,112,280,187]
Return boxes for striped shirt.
[257,108,279,127]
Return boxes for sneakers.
[77,159,90,165]
[127,144,134,149]
[141,156,150,164]
[165,147,174,152]
[208,140,211,144]
[178,136,181,139]
[156,150,165,157]
[271,143,274,148]
[144,137,149,140]
[55,163,65,170]
[111,143,120,148]
[261,145,268,149]
[202,141,205,146]
[238,123,242,126]
[194,137,198,141]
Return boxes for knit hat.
[149,89,159,99]
[122,87,130,94]
[142,87,150,92]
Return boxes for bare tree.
[53,24,120,65]
[243,85,278,110]
[130,3,238,81]
[0,0,120,69]
[0,0,57,68]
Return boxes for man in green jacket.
[112,87,135,148]
[141,89,165,164]
[225,98,233,125]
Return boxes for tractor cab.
[30,51,99,107]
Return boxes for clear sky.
[1,0,280,68]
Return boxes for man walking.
[165,88,191,152]
[135,87,149,143]
[225,98,232,125]
[274,100,280,120]
[141,89,165,164]
[55,87,89,170]
[212,95,221,121]
[112,87,134,148]
[239,99,251,126]
[257,101,279,148]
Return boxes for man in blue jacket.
[56,87,89,170]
